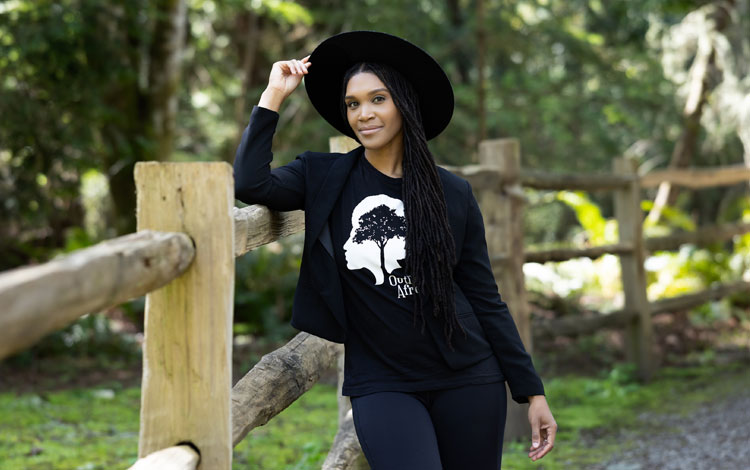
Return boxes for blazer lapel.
[305,146,363,255]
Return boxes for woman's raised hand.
[259,55,312,112]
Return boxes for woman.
[234,31,556,469]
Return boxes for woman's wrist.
[528,395,546,403]
[258,87,286,112]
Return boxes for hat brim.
[304,31,454,142]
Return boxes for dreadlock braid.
[340,62,466,351]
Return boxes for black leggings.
[350,381,507,470]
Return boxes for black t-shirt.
[331,151,504,397]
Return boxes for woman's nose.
[358,103,375,120]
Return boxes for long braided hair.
[339,62,466,351]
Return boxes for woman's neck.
[363,141,404,179]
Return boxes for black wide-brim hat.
[304,30,454,141]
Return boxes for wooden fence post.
[328,136,370,470]
[478,138,532,442]
[135,162,235,470]
[613,157,654,381]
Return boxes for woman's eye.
[373,96,385,103]
[347,101,358,109]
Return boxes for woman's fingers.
[266,56,311,98]
[295,58,311,74]
[526,398,557,461]
[284,58,311,76]
[527,425,556,461]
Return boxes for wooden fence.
[0,137,748,469]
[511,161,750,381]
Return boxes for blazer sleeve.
[452,179,545,404]
[233,105,306,211]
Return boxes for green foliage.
[501,361,750,469]
[234,232,303,340]
[1,0,748,355]
[556,190,617,245]
[5,313,140,368]
[0,387,141,470]
[255,0,314,26]
[641,199,696,235]
[0,382,338,470]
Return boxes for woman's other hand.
[259,55,312,112]
[527,395,557,461]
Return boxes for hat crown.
[305,30,454,141]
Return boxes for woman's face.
[344,72,403,152]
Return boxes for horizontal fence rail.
[641,164,750,189]
[524,243,635,263]
[441,163,512,189]
[649,280,750,315]
[520,170,634,191]
[129,445,200,470]
[0,230,194,360]
[231,333,341,446]
[233,206,304,257]
[0,206,309,360]
[533,309,637,338]
[644,222,750,252]
[512,223,750,265]
[533,279,750,338]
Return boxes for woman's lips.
[359,126,382,135]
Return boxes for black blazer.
[234,105,544,403]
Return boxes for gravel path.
[591,391,750,470]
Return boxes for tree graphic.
[353,204,406,278]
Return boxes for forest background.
[0,0,749,468]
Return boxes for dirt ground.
[592,390,750,470]
[579,353,750,470]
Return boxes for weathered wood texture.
[231,332,342,446]
[322,408,369,470]
[613,157,654,381]
[233,206,304,257]
[641,164,750,189]
[0,230,194,360]
[129,445,200,470]
[520,170,633,191]
[477,139,532,442]
[336,349,349,429]
[478,140,531,348]
[524,243,635,263]
[442,164,510,189]
[650,280,750,315]
[644,222,750,252]
[135,162,235,470]
[534,280,750,338]
[329,136,361,153]
[533,310,637,338]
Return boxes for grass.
[0,380,339,470]
[501,361,750,469]
[0,361,747,469]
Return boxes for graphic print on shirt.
[343,194,418,298]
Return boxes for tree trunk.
[647,2,733,223]
[476,0,487,142]
[147,0,187,162]
[233,11,261,161]
[106,0,188,235]
[445,0,471,85]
